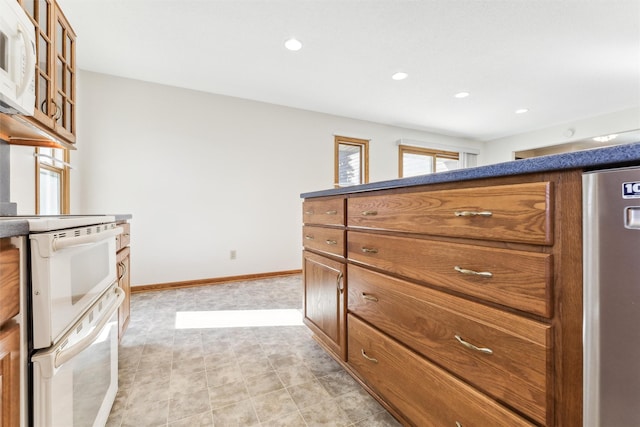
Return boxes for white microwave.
[0,0,35,115]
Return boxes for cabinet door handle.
[361,293,378,302]
[361,247,378,254]
[304,235,314,240]
[454,210,492,217]
[455,423,463,427]
[362,210,378,216]
[117,261,127,281]
[455,335,493,355]
[325,240,337,245]
[454,266,493,278]
[51,101,62,120]
[337,272,344,294]
[325,210,338,215]
[361,349,378,363]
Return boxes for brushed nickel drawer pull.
[325,210,338,215]
[361,247,378,254]
[337,272,344,294]
[454,211,493,217]
[455,335,493,355]
[455,422,462,427]
[304,210,314,215]
[304,235,314,240]
[361,293,379,302]
[361,349,378,363]
[362,210,378,216]
[325,239,338,245]
[454,266,493,278]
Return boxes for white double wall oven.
[23,216,123,427]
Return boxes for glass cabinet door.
[53,4,75,141]
[20,0,55,128]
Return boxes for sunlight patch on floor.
[175,309,303,329]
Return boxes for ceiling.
[57,0,640,142]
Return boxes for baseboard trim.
[131,269,302,294]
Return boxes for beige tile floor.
[106,275,402,427]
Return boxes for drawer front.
[303,198,345,226]
[348,181,553,245]
[348,314,536,427]
[117,222,130,250]
[303,226,345,258]
[348,265,550,425]
[0,240,20,324]
[348,231,552,317]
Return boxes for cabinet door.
[117,247,130,341]
[52,2,75,142]
[303,251,346,360]
[0,242,20,325]
[20,0,55,128]
[0,322,20,427]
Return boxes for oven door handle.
[52,227,123,252]
[54,287,125,369]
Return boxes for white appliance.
[583,166,640,427]
[0,0,36,115]
[22,215,123,427]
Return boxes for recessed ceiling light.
[593,134,618,142]
[391,72,408,81]
[515,108,529,114]
[454,92,470,98]
[284,38,302,51]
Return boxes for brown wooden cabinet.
[302,197,347,361]
[302,171,584,426]
[116,221,131,341]
[8,0,76,148]
[0,239,21,427]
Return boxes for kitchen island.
[300,142,640,427]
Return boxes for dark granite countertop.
[0,219,29,238]
[0,214,132,238]
[301,141,640,198]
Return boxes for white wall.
[70,71,479,287]
[482,107,640,165]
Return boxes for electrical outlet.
[230,250,237,260]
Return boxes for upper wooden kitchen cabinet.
[302,197,347,361]
[14,0,76,147]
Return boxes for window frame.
[334,135,369,188]
[398,144,459,178]
[35,147,70,214]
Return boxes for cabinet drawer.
[303,226,345,258]
[348,231,552,317]
[0,240,20,325]
[116,222,130,251]
[348,182,553,245]
[303,198,345,226]
[348,265,550,425]
[348,314,536,427]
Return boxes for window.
[36,147,69,214]
[334,136,369,187]
[399,145,460,178]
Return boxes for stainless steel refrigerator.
[583,166,640,427]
